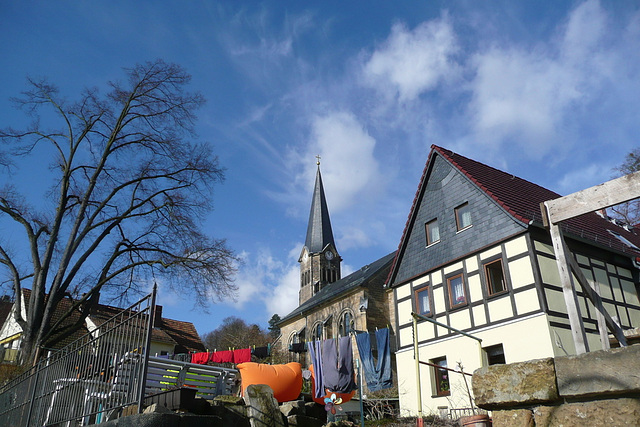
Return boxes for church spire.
[299,157,341,305]
[304,159,336,254]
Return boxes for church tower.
[299,158,341,305]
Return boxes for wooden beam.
[547,218,589,354]
[545,170,640,224]
[565,250,627,347]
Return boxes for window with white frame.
[455,202,472,231]
[425,218,440,245]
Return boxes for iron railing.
[0,287,156,427]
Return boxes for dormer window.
[425,219,440,246]
[455,202,472,231]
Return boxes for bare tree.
[609,147,640,226]
[609,148,640,226]
[0,60,238,364]
[201,316,271,351]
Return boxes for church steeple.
[304,160,336,253]
[299,157,341,305]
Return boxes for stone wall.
[472,344,640,426]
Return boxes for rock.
[491,409,534,427]
[533,398,640,426]
[279,399,305,416]
[472,357,558,409]
[244,384,285,427]
[213,394,245,406]
[286,414,326,427]
[143,402,173,414]
[555,345,640,398]
[305,401,327,421]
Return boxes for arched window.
[312,322,323,341]
[338,310,354,337]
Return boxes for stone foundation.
[472,345,640,426]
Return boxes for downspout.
[412,315,423,427]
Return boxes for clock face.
[325,251,334,260]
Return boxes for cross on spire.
[316,154,321,166]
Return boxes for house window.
[455,202,472,231]
[447,274,467,307]
[483,344,506,365]
[414,286,432,316]
[484,259,507,296]
[431,357,450,396]
[425,219,440,245]
[338,311,354,337]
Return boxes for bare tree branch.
[0,60,238,363]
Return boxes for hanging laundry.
[233,348,252,364]
[355,328,392,391]
[191,352,209,365]
[289,342,306,353]
[252,346,270,359]
[321,337,356,394]
[308,340,324,398]
[211,350,234,363]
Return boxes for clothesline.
[190,344,271,365]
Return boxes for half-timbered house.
[387,145,640,416]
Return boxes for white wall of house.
[150,342,175,356]
[0,294,26,347]
[393,233,640,417]
[395,313,554,416]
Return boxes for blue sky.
[1,0,640,337]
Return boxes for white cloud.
[556,163,613,195]
[305,111,383,214]
[219,245,302,319]
[262,265,300,317]
[362,16,459,102]
[467,0,614,158]
[337,226,374,252]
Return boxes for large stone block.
[533,398,640,426]
[286,414,326,427]
[244,384,285,427]
[280,399,305,416]
[491,409,534,427]
[555,344,640,398]
[472,358,558,409]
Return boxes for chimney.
[154,305,163,326]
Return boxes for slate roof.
[304,166,337,254]
[279,251,396,324]
[388,145,640,286]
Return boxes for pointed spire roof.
[305,163,336,253]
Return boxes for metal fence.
[0,287,156,427]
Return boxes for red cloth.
[233,348,251,364]
[211,350,233,363]
[191,352,209,364]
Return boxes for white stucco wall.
[395,313,554,417]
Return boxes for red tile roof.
[6,290,204,354]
